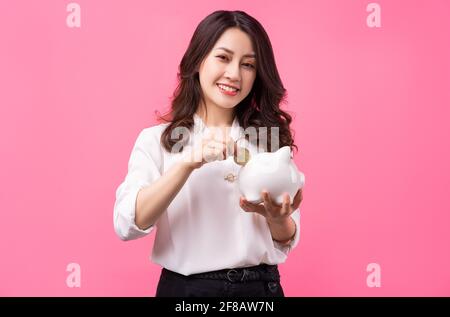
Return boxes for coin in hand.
[234,147,251,166]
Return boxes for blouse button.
[224,173,237,182]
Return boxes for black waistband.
[163,264,280,283]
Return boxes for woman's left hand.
[239,188,303,224]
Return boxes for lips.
[217,84,239,96]
[217,83,240,91]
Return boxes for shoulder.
[131,123,171,166]
[129,123,171,159]
[136,122,170,143]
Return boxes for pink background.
[1,0,449,296]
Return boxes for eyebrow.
[215,47,256,58]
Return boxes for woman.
[114,10,303,297]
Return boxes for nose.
[224,61,241,82]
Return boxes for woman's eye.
[216,56,255,69]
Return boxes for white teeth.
[218,84,238,92]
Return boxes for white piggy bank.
[237,146,305,205]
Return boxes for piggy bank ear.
[276,146,292,163]
[298,171,305,188]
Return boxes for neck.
[196,102,234,128]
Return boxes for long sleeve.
[272,208,301,255]
[113,128,163,241]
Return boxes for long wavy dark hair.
[158,10,297,154]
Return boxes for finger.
[240,197,254,210]
[221,139,233,159]
[204,147,222,162]
[204,137,219,149]
[207,140,226,160]
[239,197,250,211]
[217,140,228,161]
[240,197,266,216]
[224,137,235,157]
[208,139,227,150]
[262,191,275,214]
[252,204,267,216]
[204,139,226,160]
[291,188,303,210]
[282,193,292,216]
[240,198,257,213]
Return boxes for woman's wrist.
[267,216,296,245]
[267,215,290,226]
[178,160,200,172]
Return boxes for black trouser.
[155,264,284,297]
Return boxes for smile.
[217,84,239,96]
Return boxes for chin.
[212,99,238,109]
[218,103,239,110]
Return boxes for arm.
[240,189,303,251]
[114,127,231,240]
[135,161,195,230]
[267,216,296,245]
[135,132,232,229]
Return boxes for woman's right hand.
[183,129,235,170]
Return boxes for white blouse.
[113,113,301,276]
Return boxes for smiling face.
[198,27,257,113]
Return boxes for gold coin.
[234,147,251,166]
